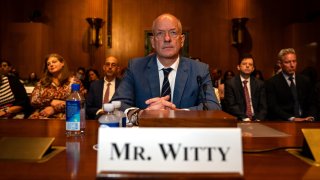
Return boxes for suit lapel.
[235,75,244,97]
[250,77,258,108]
[98,79,104,104]
[115,78,121,89]
[250,77,256,97]
[173,58,189,106]
[278,73,291,91]
[146,55,161,97]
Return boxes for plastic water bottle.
[98,103,120,127]
[111,101,126,127]
[66,84,86,136]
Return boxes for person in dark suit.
[266,48,316,121]
[224,54,267,121]
[86,56,121,119]
[111,13,220,122]
[313,82,320,120]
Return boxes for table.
[0,119,99,179]
[0,114,319,179]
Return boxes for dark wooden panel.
[0,0,319,80]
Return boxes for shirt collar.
[157,57,180,72]
[104,77,116,84]
[282,72,295,80]
[240,75,250,83]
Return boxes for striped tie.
[161,68,173,101]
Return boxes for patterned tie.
[288,76,300,116]
[161,68,173,101]
[243,80,253,119]
[103,82,111,103]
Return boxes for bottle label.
[101,122,120,127]
[66,100,81,131]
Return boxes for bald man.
[111,13,220,123]
[86,56,122,119]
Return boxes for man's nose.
[164,32,171,41]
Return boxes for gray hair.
[278,48,296,61]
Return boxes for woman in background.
[252,69,265,81]
[24,72,39,86]
[85,68,100,90]
[0,71,31,119]
[29,53,85,119]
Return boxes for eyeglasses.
[105,62,117,68]
[154,30,180,40]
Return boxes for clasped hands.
[39,100,65,117]
[145,95,177,110]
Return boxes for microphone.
[197,76,208,111]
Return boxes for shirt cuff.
[288,117,295,121]
[96,109,103,115]
[124,107,139,118]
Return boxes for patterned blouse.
[29,78,86,119]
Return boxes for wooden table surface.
[0,117,319,179]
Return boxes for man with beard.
[86,56,122,119]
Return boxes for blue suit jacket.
[86,78,121,119]
[111,54,221,111]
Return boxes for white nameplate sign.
[97,127,243,175]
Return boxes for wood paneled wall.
[0,0,319,80]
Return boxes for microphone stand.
[197,76,209,111]
[202,84,208,111]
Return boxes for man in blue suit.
[111,13,221,121]
[86,56,121,119]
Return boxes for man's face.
[280,53,297,75]
[211,69,221,79]
[237,58,254,76]
[103,57,118,79]
[151,16,185,61]
[1,62,11,75]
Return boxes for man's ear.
[150,36,155,49]
[180,34,185,47]
[237,65,240,71]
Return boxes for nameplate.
[97,127,243,175]
[301,129,320,162]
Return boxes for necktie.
[103,82,111,103]
[288,76,300,116]
[243,80,253,119]
[161,68,173,101]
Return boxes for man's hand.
[293,117,314,122]
[145,95,176,110]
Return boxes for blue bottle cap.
[71,84,80,91]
